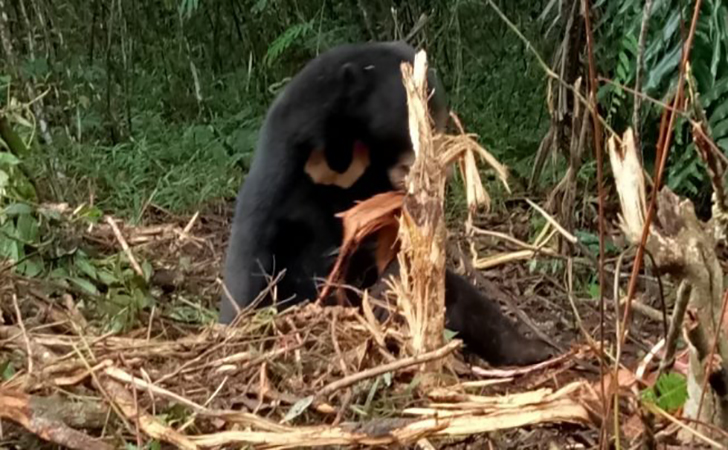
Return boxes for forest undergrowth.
[3,0,728,448]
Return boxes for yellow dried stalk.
[391,50,448,369]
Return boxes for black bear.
[220,41,446,317]
[220,41,552,366]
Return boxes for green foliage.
[0,202,43,277]
[596,0,728,203]
[641,372,688,413]
[1,359,16,380]
[178,0,199,19]
[0,79,38,200]
[265,21,315,67]
[574,229,619,256]
[444,1,551,181]
[42,109,259,219]
[0,189,168,332]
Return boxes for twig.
[99,377,198,450]
[178,376,229,433]
[632,0,655,149]
[315,340,462,400]
[181,211,199,237]
[103,366,208,413]
[525,198,577,243]
[581,2,609,444]
[331,313,349,376]
[470,347,579,378]
[146,305,155,341]
[643,402,723,449]
[658,281,692,374]
[12,294,33,375]
[471,226,553,252]
[70,347,135,437]
[105,215,144,277]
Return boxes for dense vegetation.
[1,0,727,325]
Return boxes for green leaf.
[711,117,728,140]
[50,266,70,279]
[265,22,313,66]
[17,255,44,277]
[3,203,33,217]
[0,223,22,260]
[443,328,458,342]
[616,62,627,82]
[282,395,314,423]
[251,0,268,14]
[1,361,16,380]
[709,98,728,131]
[69,276,99,296]
[75,256,99,281]
[645,44,682,93]
[0,169,8,190]
[97,269,119,285]
[15,212,39,243]
[0,152,20,166]
[655,372,688,412]
[142,260,153,281]
[641,372,687,413]
[702,76,728,105]
[81,205,104,223]
[717,137,728,152]
[588,282,600,299]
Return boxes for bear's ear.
[339,62,370,100]
[340,62,360,84]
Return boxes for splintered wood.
[393,51,449,366]
[609,127,728,441]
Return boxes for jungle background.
[2,0,728,448]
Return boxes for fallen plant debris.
[1,199,721,449]
[0,85,605,446]
[0,298,598,449]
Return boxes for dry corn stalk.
[390,50,448,371]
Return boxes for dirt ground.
[0,198,678,449]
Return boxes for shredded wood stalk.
[392,50,448,369]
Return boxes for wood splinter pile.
[326,50,511,375]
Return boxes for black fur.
[220,41,552,367]
[369,259,553,366]
[220,41,445,319]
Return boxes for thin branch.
[315,340,461,400]
[632,0,655,149]
[105,215,144,277]
[12,294,33,375]
[659,281,692,374]
[619,0,704,358]
[581,1,609,445]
